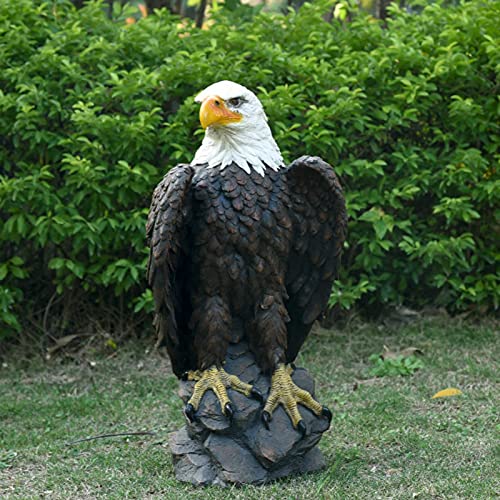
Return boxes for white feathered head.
[191,81,284,176]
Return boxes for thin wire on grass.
[65,431,156,446]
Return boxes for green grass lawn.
[1,316,498,499]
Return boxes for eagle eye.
[228,97,243,108]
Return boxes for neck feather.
[191,122,283,176]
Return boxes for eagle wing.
[146,164,195,377]
[283,156,348,362]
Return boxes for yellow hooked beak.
[199,96,242,129]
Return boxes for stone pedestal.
[169,341,329,486]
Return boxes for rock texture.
[169,341,330,486]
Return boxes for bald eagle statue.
[147,81,347,435]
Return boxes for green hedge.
[1,0,498,338]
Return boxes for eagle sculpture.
[147,81,347,435]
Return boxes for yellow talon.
[184,366,261,422]
[262,364,329,433]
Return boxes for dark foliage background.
[0,0,498,341]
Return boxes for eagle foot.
[262,364,332,436]
[184,366,261,422]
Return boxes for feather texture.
[283,156,348,362]
[147,158,347,376]
[146,165,195,376]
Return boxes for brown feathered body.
[147,156,347,377]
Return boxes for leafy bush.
[368,353,424,377]
[0,0,498,340]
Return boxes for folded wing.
[146,165,195,376]
[283,156,348,362]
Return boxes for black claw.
[297,420,307,437]
[250,387,264,403]
[184,403,196,423]
[224,402,234,421]
[322,405,332,424]
[261,411,271,430]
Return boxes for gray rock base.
[169,341,330,486]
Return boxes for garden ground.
[0,314,498,499]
